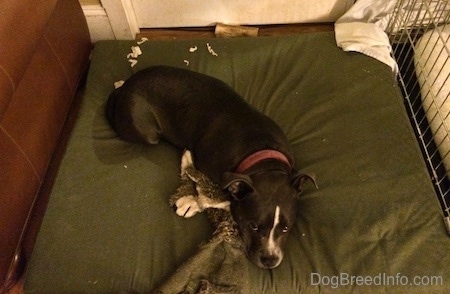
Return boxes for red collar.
[235,150,291,174]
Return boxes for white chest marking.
[268,206,280,252]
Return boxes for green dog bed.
[25,32,450,293]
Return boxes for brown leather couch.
[0,0,91,291]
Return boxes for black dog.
[106,65,315,269]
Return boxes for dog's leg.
[174,194,230,218]
[193,179,230,212]
[196,194,230,211]
[174,150,230,218]
[129,95,162,145]
[173,150,202,218]
[184,155,230,212]
[134,111,160,144]
[169,150,196,209]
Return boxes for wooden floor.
[137,23,333,40]
[6,23,334,294]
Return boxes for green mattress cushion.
[25,32,450,293]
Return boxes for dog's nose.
[259,253,281,269]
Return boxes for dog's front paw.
[174,195,202,218]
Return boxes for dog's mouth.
[245,248,284,269]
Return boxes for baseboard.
[82,4,115,42]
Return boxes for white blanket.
[335,0,398,74]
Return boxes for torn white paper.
[127,46,142,59]
[114,80,125,89]
[137,37,148,45]
[128,59,138,67]
[206,43,218,57]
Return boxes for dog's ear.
[291,171,318,195]
[222,172,254,200]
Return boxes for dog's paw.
[181,150,194,172]
[174,195,202,218]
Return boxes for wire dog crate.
[387,0,450,234]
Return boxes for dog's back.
[105,65,291,181]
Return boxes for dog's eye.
[249,223,259,231]
[282,226,289,233]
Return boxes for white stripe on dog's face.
[268,205,280,252]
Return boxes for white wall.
[132,0,355,28]
[81,0,355,41]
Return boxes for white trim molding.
[82,4,115,42]
[101,0,140,40]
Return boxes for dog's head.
[222,170,316,269]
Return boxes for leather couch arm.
[0,0,91,290]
